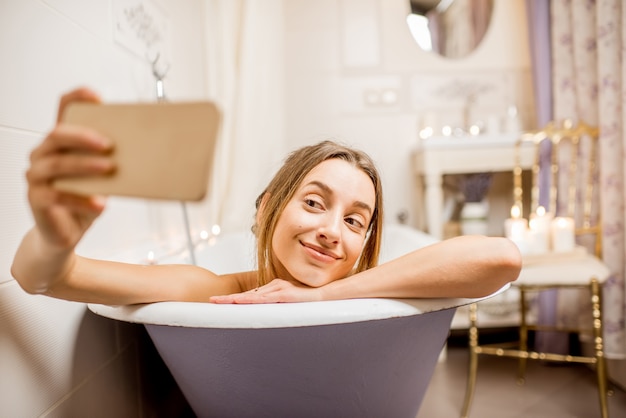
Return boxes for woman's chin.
[290,272,338,289]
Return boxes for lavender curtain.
[524,0,568,354]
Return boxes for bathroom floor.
[416,342,626,418]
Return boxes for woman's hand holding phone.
[27,88,115,252]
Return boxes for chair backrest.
[514,121,602,257]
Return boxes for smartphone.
[54,101,221,201]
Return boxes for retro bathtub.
[89,224,497,418]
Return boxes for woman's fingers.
[27,125,115,189]
[27,152,115,186]
[29,187,107,249]
[210,293,276,304]
[210,281,282,304]
[32,87,113,184]
[210,279,321,304]
[31,124,113,161]
[57,87,101,123]
[29,184,107,214]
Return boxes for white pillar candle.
[528,206,552,253]
[504,206,529,254]
[526,228,550,254]
[529,206,553,232]
[551,217,576,252]
[504,217,528,240]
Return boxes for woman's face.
[271,158,376,287]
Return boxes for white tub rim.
[88,284,509,329]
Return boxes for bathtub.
[89,224,500,418]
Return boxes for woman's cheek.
[348,235,366,261]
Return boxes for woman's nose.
[317,213,341,244]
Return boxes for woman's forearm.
[320,235,522,300]
[11,227,243,305]
[10,227,138,303]
[11,227,77,295]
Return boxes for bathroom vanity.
[413,133,535,239]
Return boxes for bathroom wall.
[282,0,532,227]
[0,0,208,415]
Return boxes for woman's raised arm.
[11,87,114,297]
[11,88,248,304]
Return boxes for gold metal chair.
[461,121,612,418]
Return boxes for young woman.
[11,88,522,305]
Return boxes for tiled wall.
[1,0,208,415]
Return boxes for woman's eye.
[305,199,322,209]
[345,217,364,229]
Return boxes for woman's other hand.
[27,88,114,251]
[210,278,323,304]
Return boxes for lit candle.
[551,217,575,252]
[419,127,433,139]
[504,206,529,254]
[145,250,157,265]
[528,206,552,254]
[529,206,552,230]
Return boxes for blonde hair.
[254,140,384,286]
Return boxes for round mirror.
[407,0,494,59]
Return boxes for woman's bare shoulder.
[222,270,259,292]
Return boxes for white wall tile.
[42,0,112,41]
[0,1,106,132]
[0,128,39,284]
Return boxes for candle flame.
[555,217,572,227]
[419,127,433,139]
[510,205,521,218]
[146,250,156,265]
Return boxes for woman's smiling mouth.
[300,241,341,262]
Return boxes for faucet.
[150,52,169,102]
[150,53,197,266]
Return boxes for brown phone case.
[54,101,221,201]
